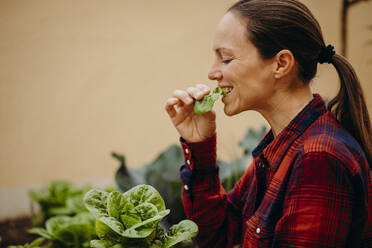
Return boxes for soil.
[0,216,35,247]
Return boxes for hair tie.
[318,44,335,64]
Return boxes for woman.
[165,0,371,247]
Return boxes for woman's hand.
[165,84,216,143]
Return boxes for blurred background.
[1,0,371,221]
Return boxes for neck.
[258,86,313,138]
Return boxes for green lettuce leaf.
[122,210,170,238]
[120,214,141,229]
[107,191,134,219]
[193,87,225,115]
[164,220,198,247]
[28,228,53,240]
[98,216,126,237]
[96,219,123,242]
[91,239,123,248]
[66,193,89,213]
[29,181,92,226]
[130,202,158,221]
[29,213,96,247]
[84,189,109,218]
[84,185,197,247]
[122,185,166,213]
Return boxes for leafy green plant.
[28,212,96,248]
[29,181,91,226]
[83,185,198,248]
[7,238,45,248]
[193,87,226,115]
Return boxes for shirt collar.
[252,94,327,172]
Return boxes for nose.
[208,64,222,81]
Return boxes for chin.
[223,106,241,116]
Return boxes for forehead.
[213,12,250,52]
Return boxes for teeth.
[222,87,233,94]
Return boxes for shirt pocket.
[243,216,274,247]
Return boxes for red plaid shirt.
[179,94,371,247]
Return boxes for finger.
[165,97,179,118]
[173,89,193,105]
[195,84,211,93]
[186,87,205,100]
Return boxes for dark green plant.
[239,126,267,155]
[113,153,146,193]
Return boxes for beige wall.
[0,0,371,216]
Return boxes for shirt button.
[186,160,191,165]
[185,148,189,154]
[256,227,261,234]
[184,185,189,190]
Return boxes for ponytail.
[328,54,372,170]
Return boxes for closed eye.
[222,59,232,64]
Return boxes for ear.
[273,49,295,79]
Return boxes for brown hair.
[229,0,372,169]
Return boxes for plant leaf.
[90,239,123,248]
[28,227,53,240]
[123,210,170,238]
[122,185,166,213]
[29,237,46,247]
[130,202,158,221]
[193,87,225,115]
[8,237,47,248]
[66,194,88,213]
[53,223,93,245]
[45,216,70,235]
[84,189,109,218]
[107,191,134,219]
[164,220,198,247]
[95,219,122,242]
[120,214,141,229]
[38,213,96,246]
[48,206,73,216]
[99,216,126,237]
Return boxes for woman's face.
[208,11,276,116]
